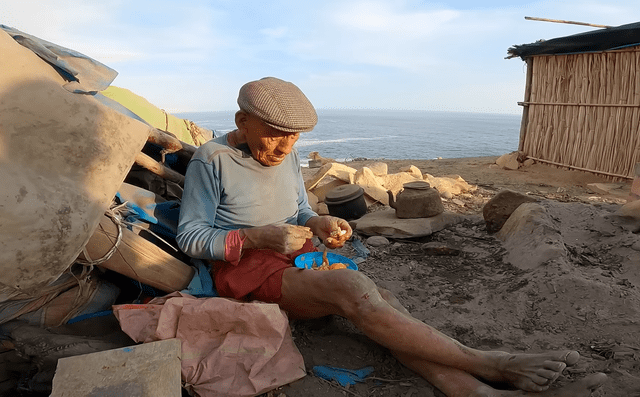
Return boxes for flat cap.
[237,77,318,133]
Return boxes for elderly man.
[177,77,605,397]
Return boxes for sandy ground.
[3,156,637,397]
[274,156,640,397]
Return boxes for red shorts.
[211,239,316,303]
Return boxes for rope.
[163,109,169,132]
[75,202,127,267]
[184,119,209,145]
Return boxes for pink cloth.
[224,229,246,265]
[113,292,305,397]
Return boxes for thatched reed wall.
[519,46,640,180]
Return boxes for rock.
[366,236,390,247]
[308,151,334,165]
[612,199,640,232]
[317,202,330,215]
[424,174,476,196]
[399,165,422,179]
[305,162,357,190]
[379,172,421,195]
[310,179,347,202]
[441,191,453,199]
[587,183,611,195]
[586,183,629,199]
[368,162,388,176]
[307,190,319,212]
[615,199,640,220]
[523,158,535,167]
[452,199,465,206]
[353,167,389,205]
[483,189,538,233]
[355,208,467,239]
[496,202,567,270]
[421,242,461,256]
[495,152,520,170]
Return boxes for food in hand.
[326,228,349,247]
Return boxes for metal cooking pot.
[324,185,367,221]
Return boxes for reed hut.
[507,21,640,180]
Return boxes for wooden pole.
[524,16,612,29]
[147,128,184,154]
[135,152,185,187]
[519,101,640,107]
[81,214,195,292]
[526,156,633,180]
[518,58,534,152]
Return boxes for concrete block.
[50,339,182,397]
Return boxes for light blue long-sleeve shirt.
[176,133,317,260]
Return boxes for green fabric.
[101,86,199,146]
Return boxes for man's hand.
[306,216,352,249]
[240,224,313,255]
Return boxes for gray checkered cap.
[237,77,318,133]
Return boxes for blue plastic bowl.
[294,252,358,271]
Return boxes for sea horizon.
[177,108,522,164]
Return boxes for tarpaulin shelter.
[508,21,640,180]
[0,24,199,310]
[101,86,213,147]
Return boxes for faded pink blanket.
[113,292,306,397]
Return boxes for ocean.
[177,109,522,166]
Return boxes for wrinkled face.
[242,114,300,166]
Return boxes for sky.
[2,0,640,115]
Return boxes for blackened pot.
[324,185,367,221]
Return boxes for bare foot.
[482,350,580,392]
[471,373,607,397]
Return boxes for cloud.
[332,1,459,38]
[3,0,640,114]
[260,26,288,39]
[283,2,505,72]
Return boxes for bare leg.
[279,268,600,395]
[470,373,607,396]
[398,351,606,397]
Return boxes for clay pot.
[387,181,444,219]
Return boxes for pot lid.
[324,184,364,205]
[403,181,431,190]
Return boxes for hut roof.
[507,21,640,59]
